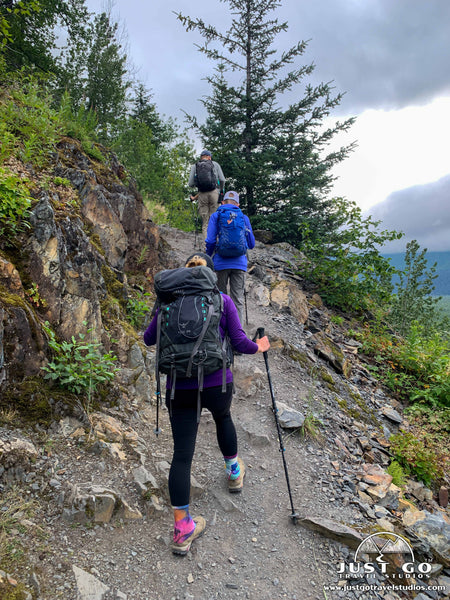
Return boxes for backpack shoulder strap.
[186,301,215,378]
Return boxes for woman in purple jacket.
[144,252,270,556]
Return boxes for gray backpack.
[153,266,230,419]
[195,160,217,192]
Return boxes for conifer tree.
[130,84,177,148]
[177,0,355,245]
[112,83,195,227]
[84,11,130,140]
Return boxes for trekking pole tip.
[290,512,300,524]
[154,427,162,437]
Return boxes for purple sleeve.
[143,311,158,346]
[222,294,259,354]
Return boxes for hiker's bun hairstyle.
[185,252,215,271]
[186,256,206,268]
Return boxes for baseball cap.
[223,191,239,204]
[200,150,212,157]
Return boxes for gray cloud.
[87,0,450,120]
[285,0,450,115]
[366,175,450,252]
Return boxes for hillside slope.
[0,147,449,600]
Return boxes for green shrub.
[386,460,407,487]
[41,322,118,396]
[126,289,152,330]
[0,74,62,167]
[358,318,450,409]
[301,199,402,312]
[0,77,103,168]
[330,315,344,326]
[389,431,442,487]
[53,176,71,187]
[0,167,32,240]
[392,323,450,408]
[0,122,15,163]
[57,92,105,162]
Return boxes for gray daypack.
[195,160,217,192]
[153,265,230,420]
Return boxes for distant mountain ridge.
[383,251,450,296]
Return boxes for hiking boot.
[228,458,245,493]
[171,516,206,556]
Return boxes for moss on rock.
[101,264,126,307]
[0,377,71,426]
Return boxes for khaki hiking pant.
[198,188,219,248]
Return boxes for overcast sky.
[86,0,450,251]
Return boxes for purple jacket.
[143,293,258,389]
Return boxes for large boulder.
[270,280,309,324]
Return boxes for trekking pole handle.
[252,327,265,342]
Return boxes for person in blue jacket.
[206,191,255,322]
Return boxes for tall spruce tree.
[177,0,355,245]
[54,6,131,142]
[130,84,178,148]
[84,11,130,140]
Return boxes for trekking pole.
[253,327,299,524]
[244,255,249,326]
[244,287,249,326]
[154,376,162,437]
[193,202,198,249]
[154,309,162,437]
[189,195,198,248]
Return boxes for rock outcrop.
[0,140,171,402]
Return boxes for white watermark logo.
[337,531,432,580]
[321,531,445,594]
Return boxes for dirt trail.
[14,226,378,600]
[74,226,363,600]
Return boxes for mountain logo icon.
[354,532,415,565]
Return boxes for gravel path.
[2,226,408,600]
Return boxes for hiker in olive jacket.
[189,150,226,246]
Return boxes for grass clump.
[300,412,324,443]
[0,488,38,568]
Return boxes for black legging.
[166,383,236,507]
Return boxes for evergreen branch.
[175,12,248,54]
[196,44,244,71]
